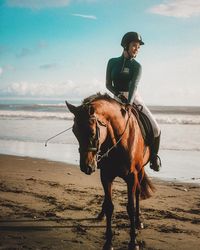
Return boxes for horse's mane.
[82,93,115,105]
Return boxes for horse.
[66,93,155,250]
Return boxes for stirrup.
[150,155,161,172]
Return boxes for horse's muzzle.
[81,162,96,175]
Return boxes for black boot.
[150,134,162,172]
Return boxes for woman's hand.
[117,94,128,104]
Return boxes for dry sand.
[0,154,199,250]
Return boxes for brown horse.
[66,93,154,250]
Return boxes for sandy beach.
[0,154,199,250]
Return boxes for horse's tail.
[140,171,155,199]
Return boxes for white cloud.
[1,79,106,98]
[149,0,200,18]
[1,82,72,97]
[6,0,71,9]
[72,13,97,20]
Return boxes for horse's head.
[66,101,107,175]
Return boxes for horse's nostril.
[85,165,95,175]
[85,167,91,175]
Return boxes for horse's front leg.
[100,171,114,250]
[126,174,139,250]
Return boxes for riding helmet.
[121,32,144,49]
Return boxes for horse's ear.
[65,101,77,115]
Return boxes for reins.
[45,126,72,147]
[96,108,131,163]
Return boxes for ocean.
[0,98,200,184]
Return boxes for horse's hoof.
[138,222,144,229]
[136,221,144,230]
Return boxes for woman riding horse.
[106,31,161,172]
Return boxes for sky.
[0,0,200,106]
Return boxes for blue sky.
[0,0,200,105]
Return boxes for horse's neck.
[94,100,117,117]
[97,101,130,137]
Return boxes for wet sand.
[0,154,199,250]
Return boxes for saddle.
[130,104,154,147]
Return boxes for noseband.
[87,115,101,152]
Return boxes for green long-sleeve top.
[106,55,141,103]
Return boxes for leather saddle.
[130,104,154,147]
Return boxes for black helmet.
[121,32,144,49]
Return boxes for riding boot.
[150,133,162,172]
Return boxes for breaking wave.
[0,103,200,124]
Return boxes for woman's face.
[128,41,140,58]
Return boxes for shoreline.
[1,146,200,185]
[0,154,200,250]
[0,152,198,183]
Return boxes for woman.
[106,31,161,171]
